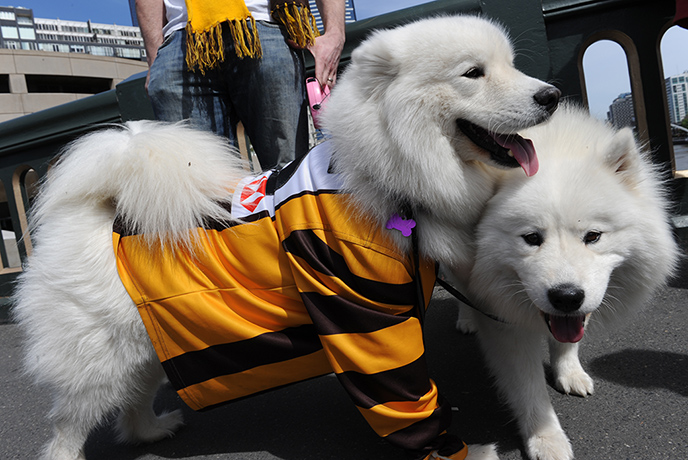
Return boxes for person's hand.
[307,32,344,88]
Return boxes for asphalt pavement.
[1,264,686,460]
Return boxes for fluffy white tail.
[31,121,248,246]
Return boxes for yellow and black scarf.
[185,0,320,73]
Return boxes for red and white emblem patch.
[239,176,268,212]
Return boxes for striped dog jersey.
[113,141,463,458]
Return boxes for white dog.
[457,104,679,460]
[12,16,559,460]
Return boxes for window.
[24,74,112,94]
[115,47,142,59]
[1,26,19,39]
[37,23,58,31]
[21,41,39,50]
[660,25,688,176]
[0,11,16,21]
[88,45,113,56]
[0,74,9,93]
[582,39,635,128]
[18,27,35,40]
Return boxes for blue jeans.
[148,21,309,169]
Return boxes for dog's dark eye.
[463,67,485,79]
[522,232,543,247]
[583,231,602,244]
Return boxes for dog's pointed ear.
[604,127,644,187]
[350,33,399,95]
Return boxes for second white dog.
[458,104,679,460]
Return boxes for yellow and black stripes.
[160,323,321,391]
[283,229,420,308]
[279,225,452,456]
[113,142,463,458]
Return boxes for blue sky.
[11,0,136,25]
[9,0,430,25]
[8,0,687,119]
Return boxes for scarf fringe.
[185,17,262,74]
[271,2,320,48]
[185,2,318,74]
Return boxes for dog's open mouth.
[543,313,591,343]
[457,120,538,176]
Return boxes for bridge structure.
[0,0,686,298]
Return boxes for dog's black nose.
[534,87,561,115]
[548,283,584,313]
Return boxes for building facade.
[0,6,147,122]
[607,92,635,130]
[0,6,145,60]
[0,6,146,60]
[666,71,688,125]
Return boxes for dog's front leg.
[548,339,594,396]
[475,317,573,460]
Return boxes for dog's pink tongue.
[493,133,539,176]
[549,315,585,343]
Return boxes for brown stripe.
[161,324,321,390]
[301,291,413,336]
[334,356,432,409]
[283,229,416,305]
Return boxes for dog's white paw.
[138,409,184,443]
[41,439,87,460]
[456,317,478,334]
[526,429,573,460]
[554,368,594,396]
[117,408,184,444]
[456,306,478,334]
[466,443,500,459]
